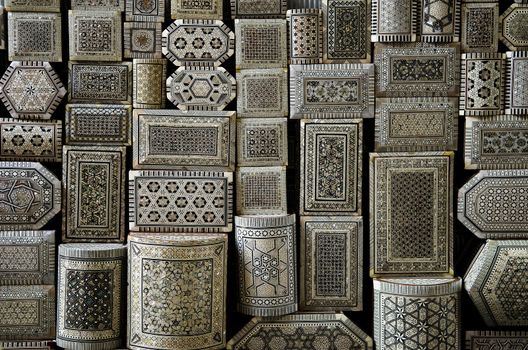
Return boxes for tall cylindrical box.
[374,278,462,350]
[235,215,297,316]
[56,244,126,350]
[128,233,228,350]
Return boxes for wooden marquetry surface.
[0,1,521,348]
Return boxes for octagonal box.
[465,240,528,327]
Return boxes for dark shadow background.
[0,0,519,348]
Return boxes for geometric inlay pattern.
[236,166,287,215]
[301,119,362,215]
[171,0,223,20]
[63,146,126,242]
[234,215,297,316]
[133,59,167,109]
[290,64,375,118]
[237,118,288,167]
[375,42,460,97]
[167,66,236,111]
[300,216,363,311]
[461,2,499,53]
[128,170,233,233]
[226,313,373,350]
[322,0,371,63]
[375,97,459,152]
[500,3,528,51]
[370,152,454,276]
[235,19,288,69]
[0,162,61,230]
[65,104,132,146]
[68,10,122,62]
[458,169,528,239]
[465,116,528,170]
[71,0,123,10]
[7,12,62,62]
[0,118,62,162]
[287,9,323,64]
[128,233,227,350]
[506,51,528,114]
[57,244,126,350]
[0,7,4,51]
[0,230,55,285]
[0,285,56,340]
[68,62,132,104]
[162,20,234,67]
[419,0,460,43]
[0,61,66,120]
[465,240,528,327]
[132,109,235,170]
[0,341,53,349]
[460,53,505,116]
[5,0,60,12]
[124,22,162,59]
[465,331,528,350]
[237,68,288,118]
[230,0,287,19]
[125,0,165,22]
[374,278,462,350]
[371,0,417,42]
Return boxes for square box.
[124,22,162,59]
[237,118,288,166]
[236,166,287,215]
[237,68,288,118]
[235,19,287,69]
[8,12,62,62]
[69,10,122,62]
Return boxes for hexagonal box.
[0,61,66,120]
[167,67,236,111]
[465,240,528,327]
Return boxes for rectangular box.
[301,119,362,215]
[63,146,126,242]
[133,109,235,170]
[370,152,454,276]
[129,170,233,233]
